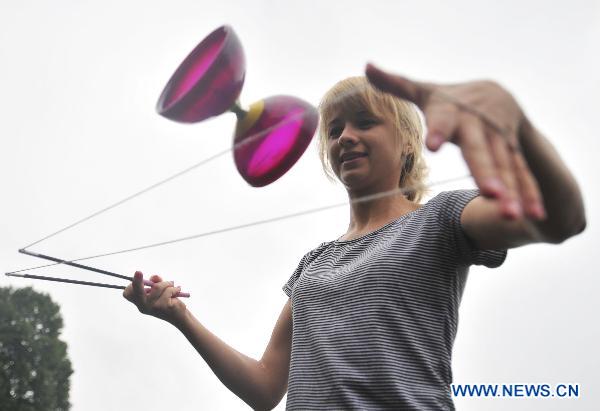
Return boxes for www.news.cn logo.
[451,383,580,398]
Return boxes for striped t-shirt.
[282,189,507,410]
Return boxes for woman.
[124,64,586,410]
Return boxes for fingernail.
[530,203,547,220]
[427,133,444,150]
[484,178,505,197]
[134,271,143,280]
[505,200,522,219]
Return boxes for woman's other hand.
[365,63,545,221]
[123,271,187,325]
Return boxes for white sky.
[1,1,598,410]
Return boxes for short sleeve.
[282,242,331,297]
[282,252,311,298]
[436,189,507,268]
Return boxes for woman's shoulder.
[296,240,334,263]
[409,189,481,228]
[424,188,481,211]
[308,240,335,257]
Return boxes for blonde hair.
[317,76,428,203]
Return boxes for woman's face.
[327,108,404,193]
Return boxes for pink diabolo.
[156,25,318,187]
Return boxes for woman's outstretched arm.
[123,272,293,410]
[459,117,586,249]
[365,64,586,248]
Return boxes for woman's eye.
[328,119,376,138]
[328,127,342,138]
[357,119,375,128]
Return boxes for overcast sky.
[1,1,599,410]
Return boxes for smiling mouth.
[340,153,368,164]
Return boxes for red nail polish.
[485,178,505,197]
[428,133,444,150]
[506,200,522,218]
[531,203,546,220]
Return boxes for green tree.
[0,287,73,410]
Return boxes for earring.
[400,153,414,184]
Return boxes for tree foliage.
[0,287,73,410]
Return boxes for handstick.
[4,272,190,298]
[19,249,155,287]
[6,272,125,290]
[20,249,132,281]
[11,250,190,297]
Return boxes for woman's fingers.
[148,282,183,318]
[456,116,505,199]
[488,132,522,218]
[511,147,546,220]
[422,99,459,152]
[365,64,547,220]
[122,271,149,313]
[147,280,175,301]
[124,271,187,323]
[365,63,430,108]
[122,283,133,300]
[132,271,146,301]
[483,131,546,220]
[367,64,462,153]
[168,286,183,301]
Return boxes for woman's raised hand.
[123,271,187,325]
[365,63,546,221]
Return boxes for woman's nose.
[338,126,359,147]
